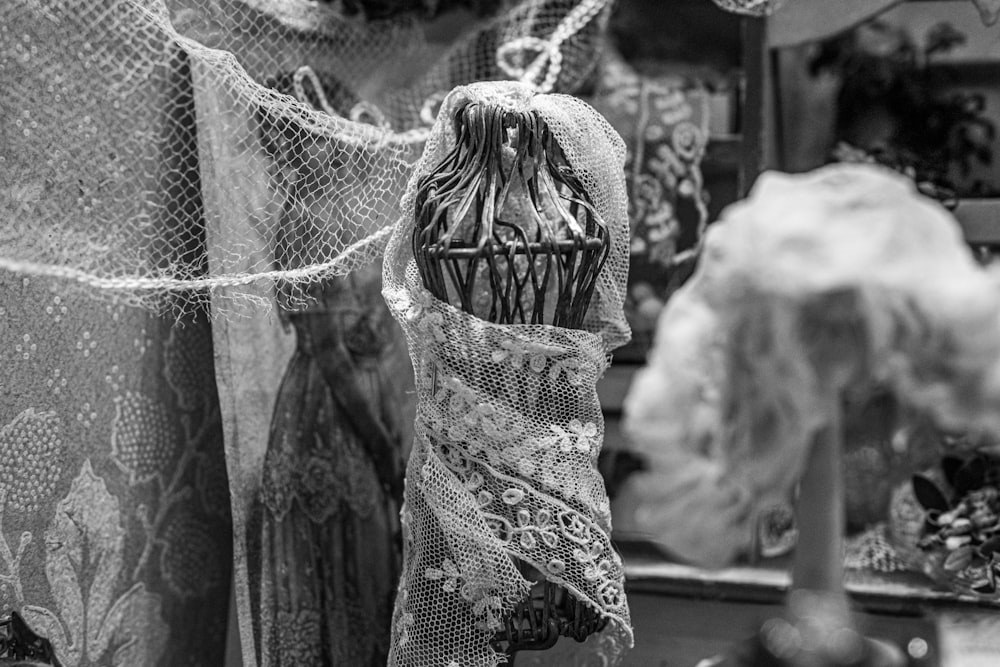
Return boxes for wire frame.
[412,101,611,654]
[490,578,607,654]
[412,102,611,329]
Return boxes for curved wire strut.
[413,102,610,329]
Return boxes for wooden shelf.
[622,591,945,667]
[621,553,1000,666]
[625,557,1000,612]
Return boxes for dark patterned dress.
[255,268,404,666]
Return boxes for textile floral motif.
[546,420,598,455]
[589,54,709,271]
[159,512,225,599]
[110,391,179,486]
[0,408,66,513]
[20,460,169,667]
[272,607,324,665]
[425,558,462,593]
[514,508,559,550]
[128,391,224,585]
[467,587,503,632]
[431,431,625,617]
[5,383,230,664]
[163,323,214,412]
[588,51,711,358]
[0,275,233,667]
[423,557,504,632]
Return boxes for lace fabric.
[1,0,613,315]
[0,273,233,666]
[382,81,633,666]
[5,2,642,664]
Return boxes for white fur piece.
[617,164,1000,567]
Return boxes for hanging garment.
[248,271,406,666]
[0,35,233,667]
[0,280,234,667]
[194,50,414,664]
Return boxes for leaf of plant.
[912,473,950,512]
[944,545,975,572]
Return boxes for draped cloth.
[2,1,618,665]
[382,81,634,667]
[0,30,233,665]
[194,58,414,667]
[0,283,233,667]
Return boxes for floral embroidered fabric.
[0,274,233,667]
[589,50,709,274]
[382,81,633,666]
[587,50,710,356]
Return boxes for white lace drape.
[382,81,633,667]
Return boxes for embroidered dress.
[251,269,405,666]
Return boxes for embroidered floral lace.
[382,81,633,666]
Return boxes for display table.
[619,550,1000,667]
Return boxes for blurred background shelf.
[617,551,1000,667]
[955,198,1000,244]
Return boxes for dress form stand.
[720,300,908,667]
[741,399,907,667]
[412,99,610,659]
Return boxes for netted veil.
[1,0,615,314]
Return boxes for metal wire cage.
[412,101,611,655]
[412,101,611,330]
